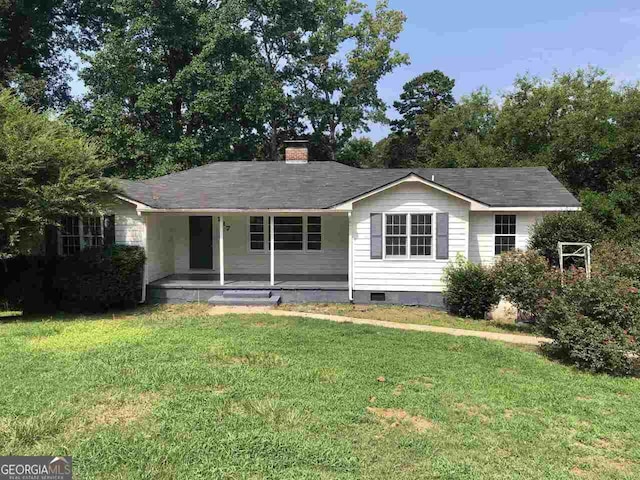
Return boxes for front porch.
[142,211,353,304]
[147,273,350,304]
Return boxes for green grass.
[277,303,534,335]
[1,305,639,479]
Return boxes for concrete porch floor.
[149,273,349,290]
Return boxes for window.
[61,216,81,255]
[248,216,321,252]
[249,216,265,251]
[495,214,516,255]
[274,217,303,250]
[410,214,432,256]
[83,216,103,247]
[385,214,407,256]
[60,216,104,255]
[384,213,435,259]
[307,216,322,250]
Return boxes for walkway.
[208,306,552,346]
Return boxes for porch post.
[348,212,353,301]
[219,216,224,286]
[270,215,275,286]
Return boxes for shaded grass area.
[1,305,639,479]
[278,302,533,335]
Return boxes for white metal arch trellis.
[558,242,592,285]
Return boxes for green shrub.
[529,212,601,265]
[56,246,146,312]
[443,256,499,319]
[592,240,640,284]
[538,277,640,376]
[0,246,145,314]
[1,256,58,313]
[493,249,560,319]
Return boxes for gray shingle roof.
[116,162,580,209]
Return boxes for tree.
[336,137,374,167]
[293,0,408,161]
[245,0,316,161]
[392,70,456,135]
[493,68,634,192]
[0,0,78,109]
[0,90,117,258]
[416,88,504,167]
[68,0,268,179]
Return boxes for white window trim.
[382,213,436,260]
[246,216,323,254]
[58,215,105,256]
[494,213,517,256]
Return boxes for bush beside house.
[1,246,145,314]
[538,277,640,376]
[442,256,499,319]
[492,250,560,320]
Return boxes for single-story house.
[52,141,580,307]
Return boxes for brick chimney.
[284,140,309,164]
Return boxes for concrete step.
[222,290,272,299]
[208,295,281,306]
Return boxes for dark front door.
[189,216,213,269]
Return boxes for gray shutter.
[436,213,449,260]
[370,213,383,259]
[104,215,116,247]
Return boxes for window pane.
[275,217,302,225]
[275,242,303,251]
[272,216,304,250]
[495,215,516,235]
[249,216,265,250]
[385,235,406,256]
[306,216,321,250]
[409,214,432,257]
[495,236,516,255]
[275,233,303,242]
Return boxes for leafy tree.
[417,88,504,167]
[245,0,317,161]
[336,137,374,167]
[293,0,408,161]
[392,70,455,135]
[68,0,268,179]
[493,68,636,192]
[0,0,78,109]
[529,212,602,266]
[0,90,117,258]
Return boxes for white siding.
[172,214,348,275]
[468,211,547,265]
[145,214,176,282]
[352,182,470,292]
[113,200,145,247]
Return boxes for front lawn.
[1,306,639,479]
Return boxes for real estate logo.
[0,456,72,480]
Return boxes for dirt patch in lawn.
[208,347,288,367]
[570,456,635,478]
[366,407,437,433]
[64,391,160,439]
[453,403,492,424]
[90,391,159,428]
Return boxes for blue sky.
[70,0,640,142]
[363,0,640,140]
